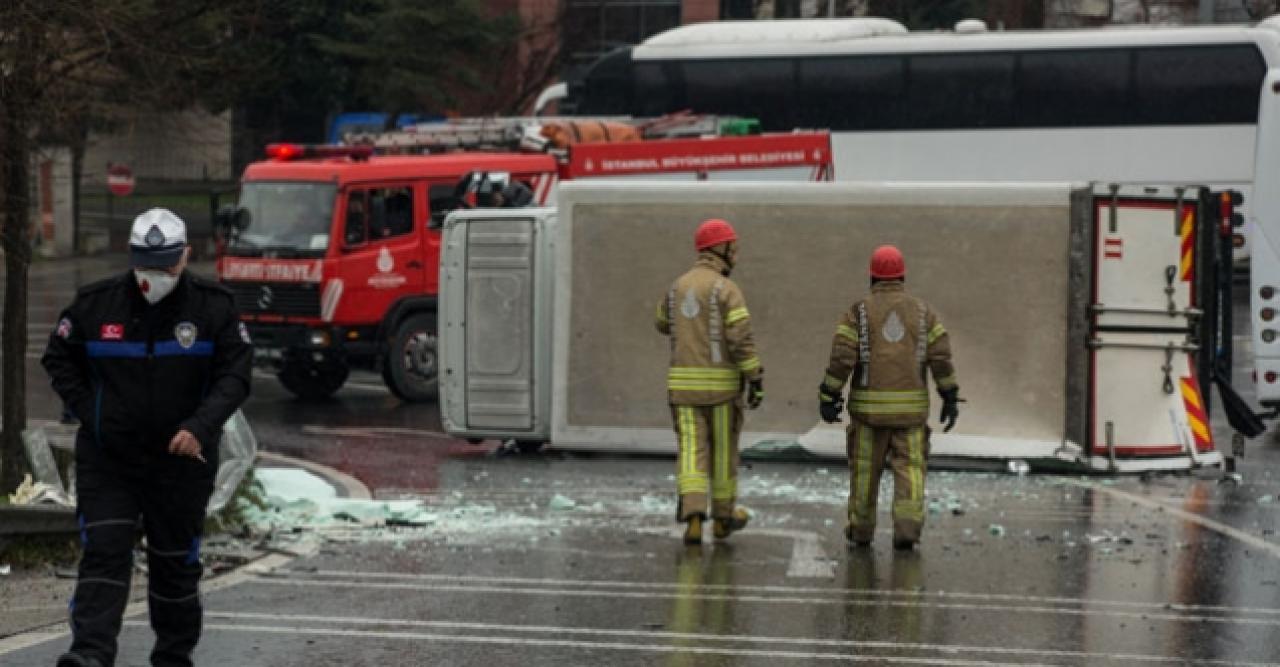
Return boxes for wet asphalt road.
[4,256,1280,665]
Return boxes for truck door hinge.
[1173,187,1186,237]
[1108,183,1120,234]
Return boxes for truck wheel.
[384,313,438,402]
[278,359,349,401]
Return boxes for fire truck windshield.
[226,182,337,257]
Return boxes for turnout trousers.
[670,402,742,521]
[846,421,929,543]
[70,456,213,667]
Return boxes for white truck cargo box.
[440,182,1223,472]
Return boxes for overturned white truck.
[438,182,1254,472]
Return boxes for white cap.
[129,208,187,268]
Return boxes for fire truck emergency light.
[265,143,373,161]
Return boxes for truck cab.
[217,144,556,401]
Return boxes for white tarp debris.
[7,474,73,507]
[255,467,338,503]
[208,410,258,513]
[22,429,65,494]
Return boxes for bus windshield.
[226,182,336,257]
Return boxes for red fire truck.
[217,128,832,402]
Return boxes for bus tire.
[278,358,349,401]
[384,313,439,402]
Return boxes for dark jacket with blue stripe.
[42,271,252,469]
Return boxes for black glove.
[747,378,764,410]
[819,386,844,424]
[939,387,960,433]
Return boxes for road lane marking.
[0,545,312,656]
[198,611,1276,667]
[1070,480,1280,561]
[138,621,1055,666]
[250,577,1280,627]
[773,530,834,576]
[293,570,1280,618]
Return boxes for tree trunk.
[71,129,86,255]
[0,101,33,493]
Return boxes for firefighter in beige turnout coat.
[655,219,763,544]
[819,245,960,550]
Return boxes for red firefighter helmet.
[695,218,737,251]
[870,245,906,280]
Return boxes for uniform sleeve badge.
[175,322,198,349]
[55,318,72,339]
[238,322,252,344]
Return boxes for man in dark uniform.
[42,208,252,667]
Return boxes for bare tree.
[500,3,570,115]
[0,1,260,493]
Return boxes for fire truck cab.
[219,129,833,402]
[217,145,557,401]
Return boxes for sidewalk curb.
[256,451,371,500]
[0,453,351,656]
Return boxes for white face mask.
[135,270,179,305]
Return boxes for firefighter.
[655,218,764,545]
[818,245,959,550]
[42,209,252,667]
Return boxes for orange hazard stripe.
[1179,211,1195,282]
[1179,377,1212,447]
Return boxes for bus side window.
[798,56,905,131]
[906,53,1016,130]
[681,59,795,129]
[1132,45,1265,126]
[1016,49,1130,128]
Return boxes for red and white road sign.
[107,164,135,197]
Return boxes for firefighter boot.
[714,507,750,540]
[684,515,704,545]
[845,524,872,548]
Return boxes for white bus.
[565,17,1280,260]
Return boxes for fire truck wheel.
[277,359,349,401]
[384,313,438,402]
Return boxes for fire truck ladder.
[342,113,756,154]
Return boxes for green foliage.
[231,0,520,150]
[313,0,519,114]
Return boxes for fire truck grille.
[228,282,321,318]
